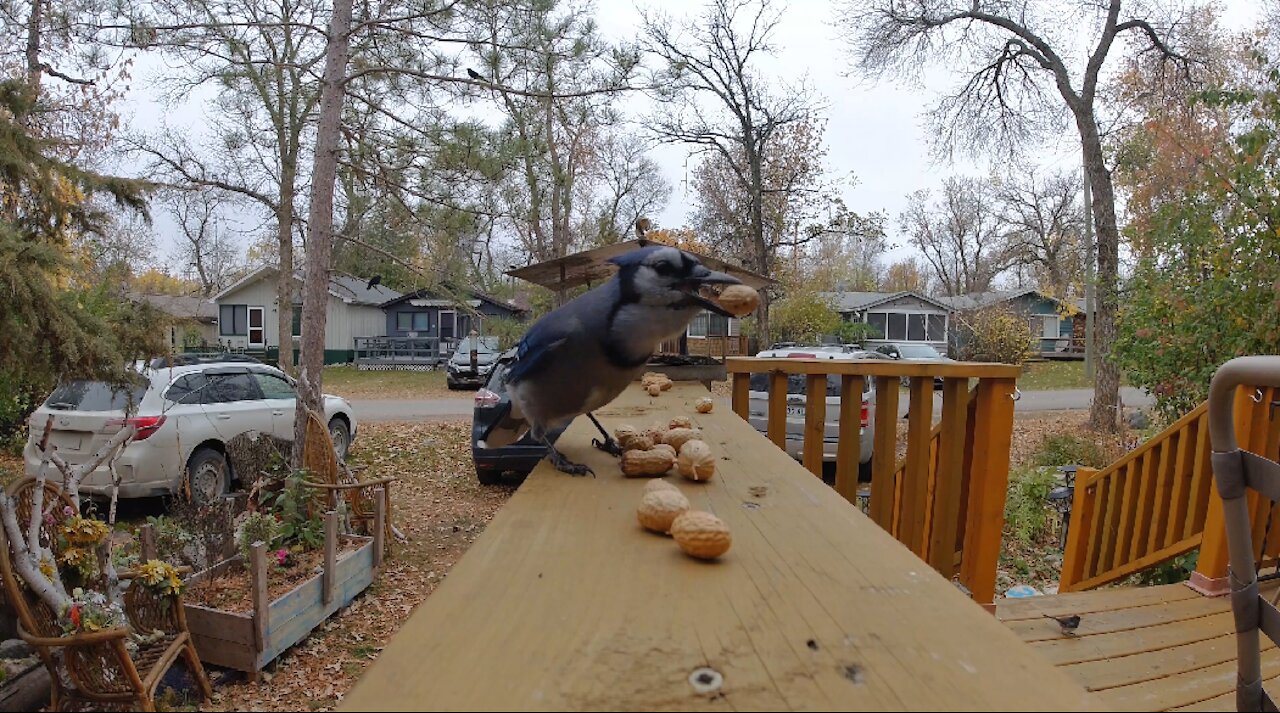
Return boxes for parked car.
[446,335,502,390]
[23,359,357,503]
[747,346,894,482]
[470,348,569,485]
[874,342,954,388]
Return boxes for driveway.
[351,387,1152,423]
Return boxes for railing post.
[803,374,827,477]
[869,376,900,531]
[834,375,865,504]
[1059,466,1099,591]
[1192,385,1261,594]
[732,372,750,420]
[959,377,1017,608]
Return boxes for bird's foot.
[592,435,624,457]
[547,445,595,477]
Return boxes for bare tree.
[900,176,1014,297]
[837,0,1198,430]
[127,0,328,375]
[643,0,817,339]
[168,189,238,296]
[581,131,672,247]
[995,168,1086,299]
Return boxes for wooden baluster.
[928,377,968,577]
[732,372,751,420]
[768,371,788,449]
[834,375,865,505]
[901,377,934,556]
[869,376,900,530]
[803,374,827,477]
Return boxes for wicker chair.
[1210,356,1280,712]
[0,477,212,712]
[300,409,395,549]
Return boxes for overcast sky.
[119,0,1269,272]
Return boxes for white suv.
[746,346,893,482]
[23,356,357,503]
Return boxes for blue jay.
[504,245,741,476]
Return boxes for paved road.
[351,386,1153,422]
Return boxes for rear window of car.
[45,377,150,412]
[748,373,872,397]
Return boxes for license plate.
[786,406,804,416]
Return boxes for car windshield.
[897,344,942,358]
[454,336,500,355]
[45,376,150,412]
[749,372,872,397]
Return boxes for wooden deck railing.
[1059,385,1280,593]
[727,357,1020,605]
[1058,402,1212,591]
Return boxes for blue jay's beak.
[683,267,743,317]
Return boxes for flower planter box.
[182,512,383,677]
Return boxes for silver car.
[746,347,891,482]
[23,356,357,503]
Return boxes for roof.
[213,265,402,307]
[818,290,952,313]
[504,239,775,292]
[127,292,218,322]
[933,289,1067,312]
[380,284,528,315]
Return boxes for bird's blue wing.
[504,316,576,385]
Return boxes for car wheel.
[858,457,875,483]
[185,448,229,504]
[476,466,504,486]
[328,417,351,461]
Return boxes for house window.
[219,305,247,336]
[397,311,430,332]
[886,313,907,341]
[907,314,926,341]
[688,313,708,337]
[291,304,302,337]
[927,314,946,342]
[865,312,887,339]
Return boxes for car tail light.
[474,388,501,408]
[861,399,869,428]
[106,415,167,441]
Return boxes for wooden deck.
[341,380,1094,711]
[996,582,1274,711]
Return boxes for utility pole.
[1084,169,1095,379]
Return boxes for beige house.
[212,265,401,364]
[127,292,219,352]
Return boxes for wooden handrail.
[727,356,1018,605]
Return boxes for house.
[935,289,1080,359]
[127,292,219,352]
[213,266,402,365]
[820,291,953,354]
[379,286,528,344]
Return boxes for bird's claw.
[592,436,624,457]
[548,448,595,478]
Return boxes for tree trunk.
[747,146,770,343]
[276,174,297,375]
[292,0,353,468]
[1078,112,1121,432]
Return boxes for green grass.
[1015,360,1133,391]
[321,365,451,399]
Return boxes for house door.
[457,314,475,339]
[248,306,266,349]
[439,310,456,350]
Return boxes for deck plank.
[340,381,1094,712]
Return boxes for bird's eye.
[653,261,674,275]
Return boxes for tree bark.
[276,172,297,375]
[1077,110,1121,432]
[293,0,354,468]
